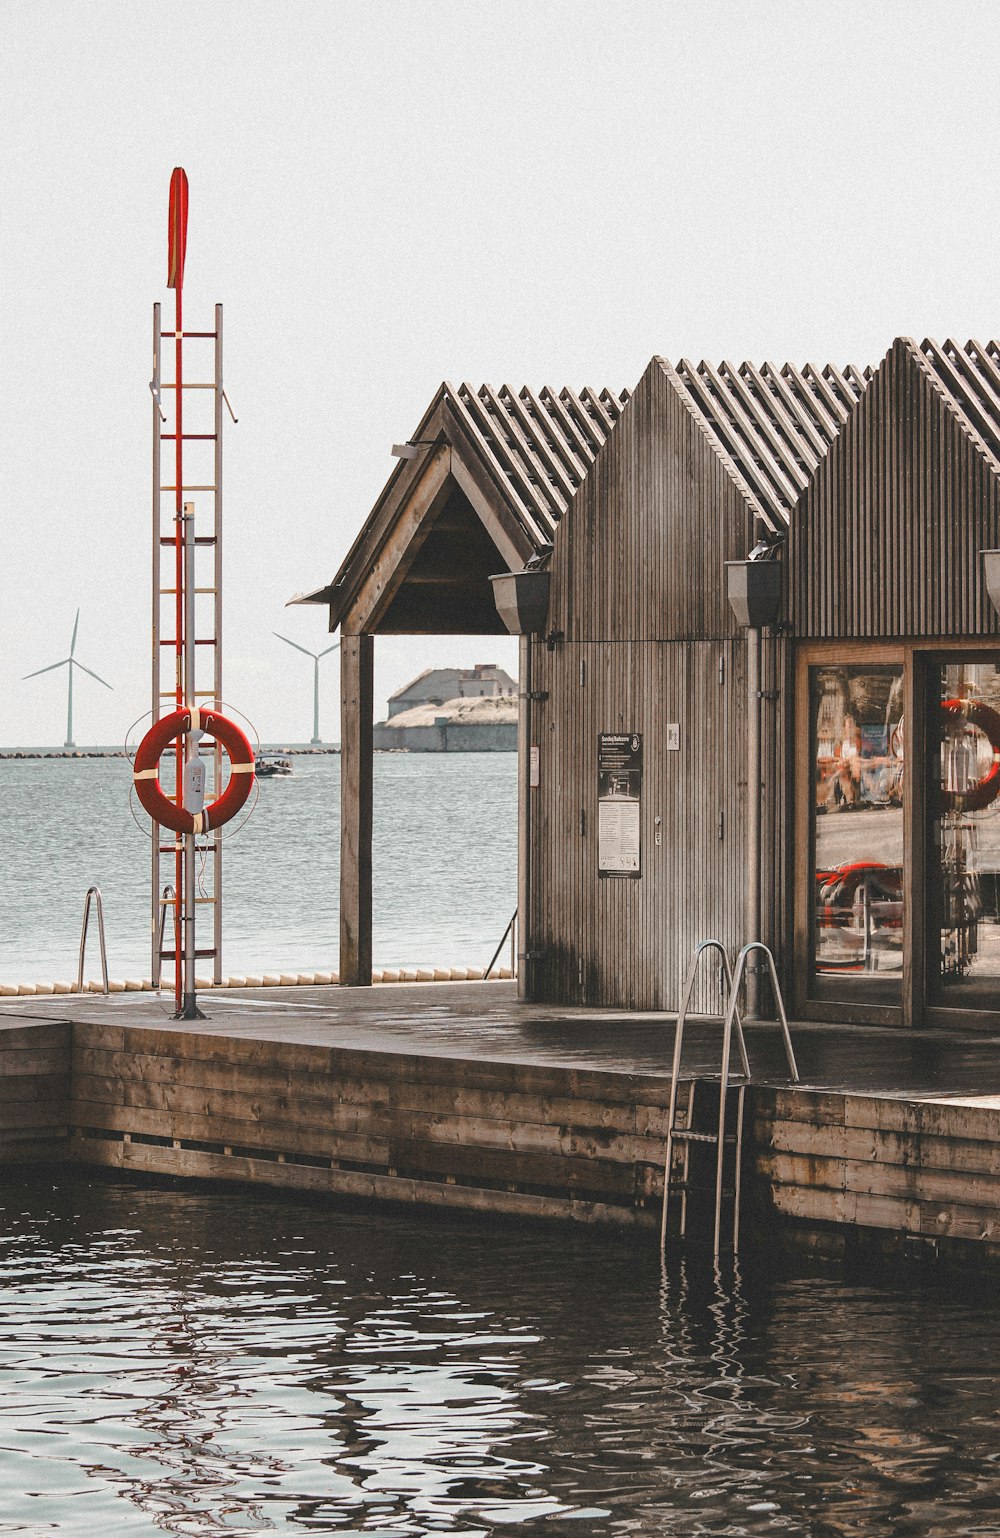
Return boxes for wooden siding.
[65,1021,671,1229]
[755,1085,1000,1254]
[0,1019,72,1162]
[790,337,1000,639]
[529,638,747,1011]
[549,358,756,643]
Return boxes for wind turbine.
[273,633,340,744]
[23,609,113,748]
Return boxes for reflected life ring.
[940,697,1000,815]
[133,707,255,834]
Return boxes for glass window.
[811,664,904,989]
[930,659,1000,1006]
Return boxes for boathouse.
[305,340,1000,1033]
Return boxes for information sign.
[598,732,642,877]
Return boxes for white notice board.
[597,732,642,878]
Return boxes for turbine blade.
[23,659,70,680]
[273,632,316,659]
[70,608,80,657]
[71,659,113,689]
[319,642,341,658]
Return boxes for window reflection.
[933,661,1000,1001]
[812,665,904,982]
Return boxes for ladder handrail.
[723,942,799,1085]
[661,938,800,1261]
[661,939,747,1253]
[77,886,109,996]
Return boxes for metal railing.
[77,886,109,996]
[152,884,177,990]
[661,938,799,1261]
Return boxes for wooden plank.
[0,1022,71,1051]
[762,1150,1000,1209]
[343,445,453,633]
[1,1100,71,1129]
[0,1072,72,1105]
[764,1118,1000,1177]
[339,633,374,988]
[76,1137,655,1229]
[69,1075,666,1167]
[72,1022,677,1105]
[70,1045,666,1132]
[0,1046,74,1076]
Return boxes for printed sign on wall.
[598,732,642,878]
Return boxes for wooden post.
[340,634,374,986]
[517,634,531,1000]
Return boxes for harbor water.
[0,752,518,986]
[5,752,1000,1535]
[4,1170,1000,1537]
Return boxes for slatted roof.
[295,379,630,632]
[912,338,1000,477]
[445,382,631,549]
[668,359,869,535]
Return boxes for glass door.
[926,656,1000,1017]
[808,659,905,1004]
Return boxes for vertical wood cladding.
[790,338,1000,640]
[549,359,755,644]
[530,638,748,1011]
[529,359,767,1011]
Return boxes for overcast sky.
[4,1,1000,746]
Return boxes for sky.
[4,0,1000,746]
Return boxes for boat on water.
[256,755,293,777]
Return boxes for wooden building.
[305,341,1000,1033]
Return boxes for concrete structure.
[386,663,516,718]
[374,693,516,752]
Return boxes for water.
[0,754,517,985]
[4,1171,1000,1536]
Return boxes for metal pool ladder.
[661,940,799,1261]
[77,886,109,996]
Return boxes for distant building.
[386,664,517,718]
[376,664,517,751]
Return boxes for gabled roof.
[298,379,629,634]
[443,382,631,549]
[912,338,1000,475]
[667,358,868,535]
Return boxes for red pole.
[168,169,188,1010]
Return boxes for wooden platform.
[4,981,1000,1264]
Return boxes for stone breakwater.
[0,747,342,760]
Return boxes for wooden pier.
[5,980,1000,1267]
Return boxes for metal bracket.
[757,690,780,700]
[519,690,549,701]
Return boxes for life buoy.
[133,707,255,834]
[940,697,1000,814]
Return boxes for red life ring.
[133,707,255,834]
[941,697,1000,814]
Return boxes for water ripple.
[4,1175,1000,1535]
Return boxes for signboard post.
[598,733,642,878]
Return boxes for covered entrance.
[294,380,628,986]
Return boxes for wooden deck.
[4,980,1000,1264]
